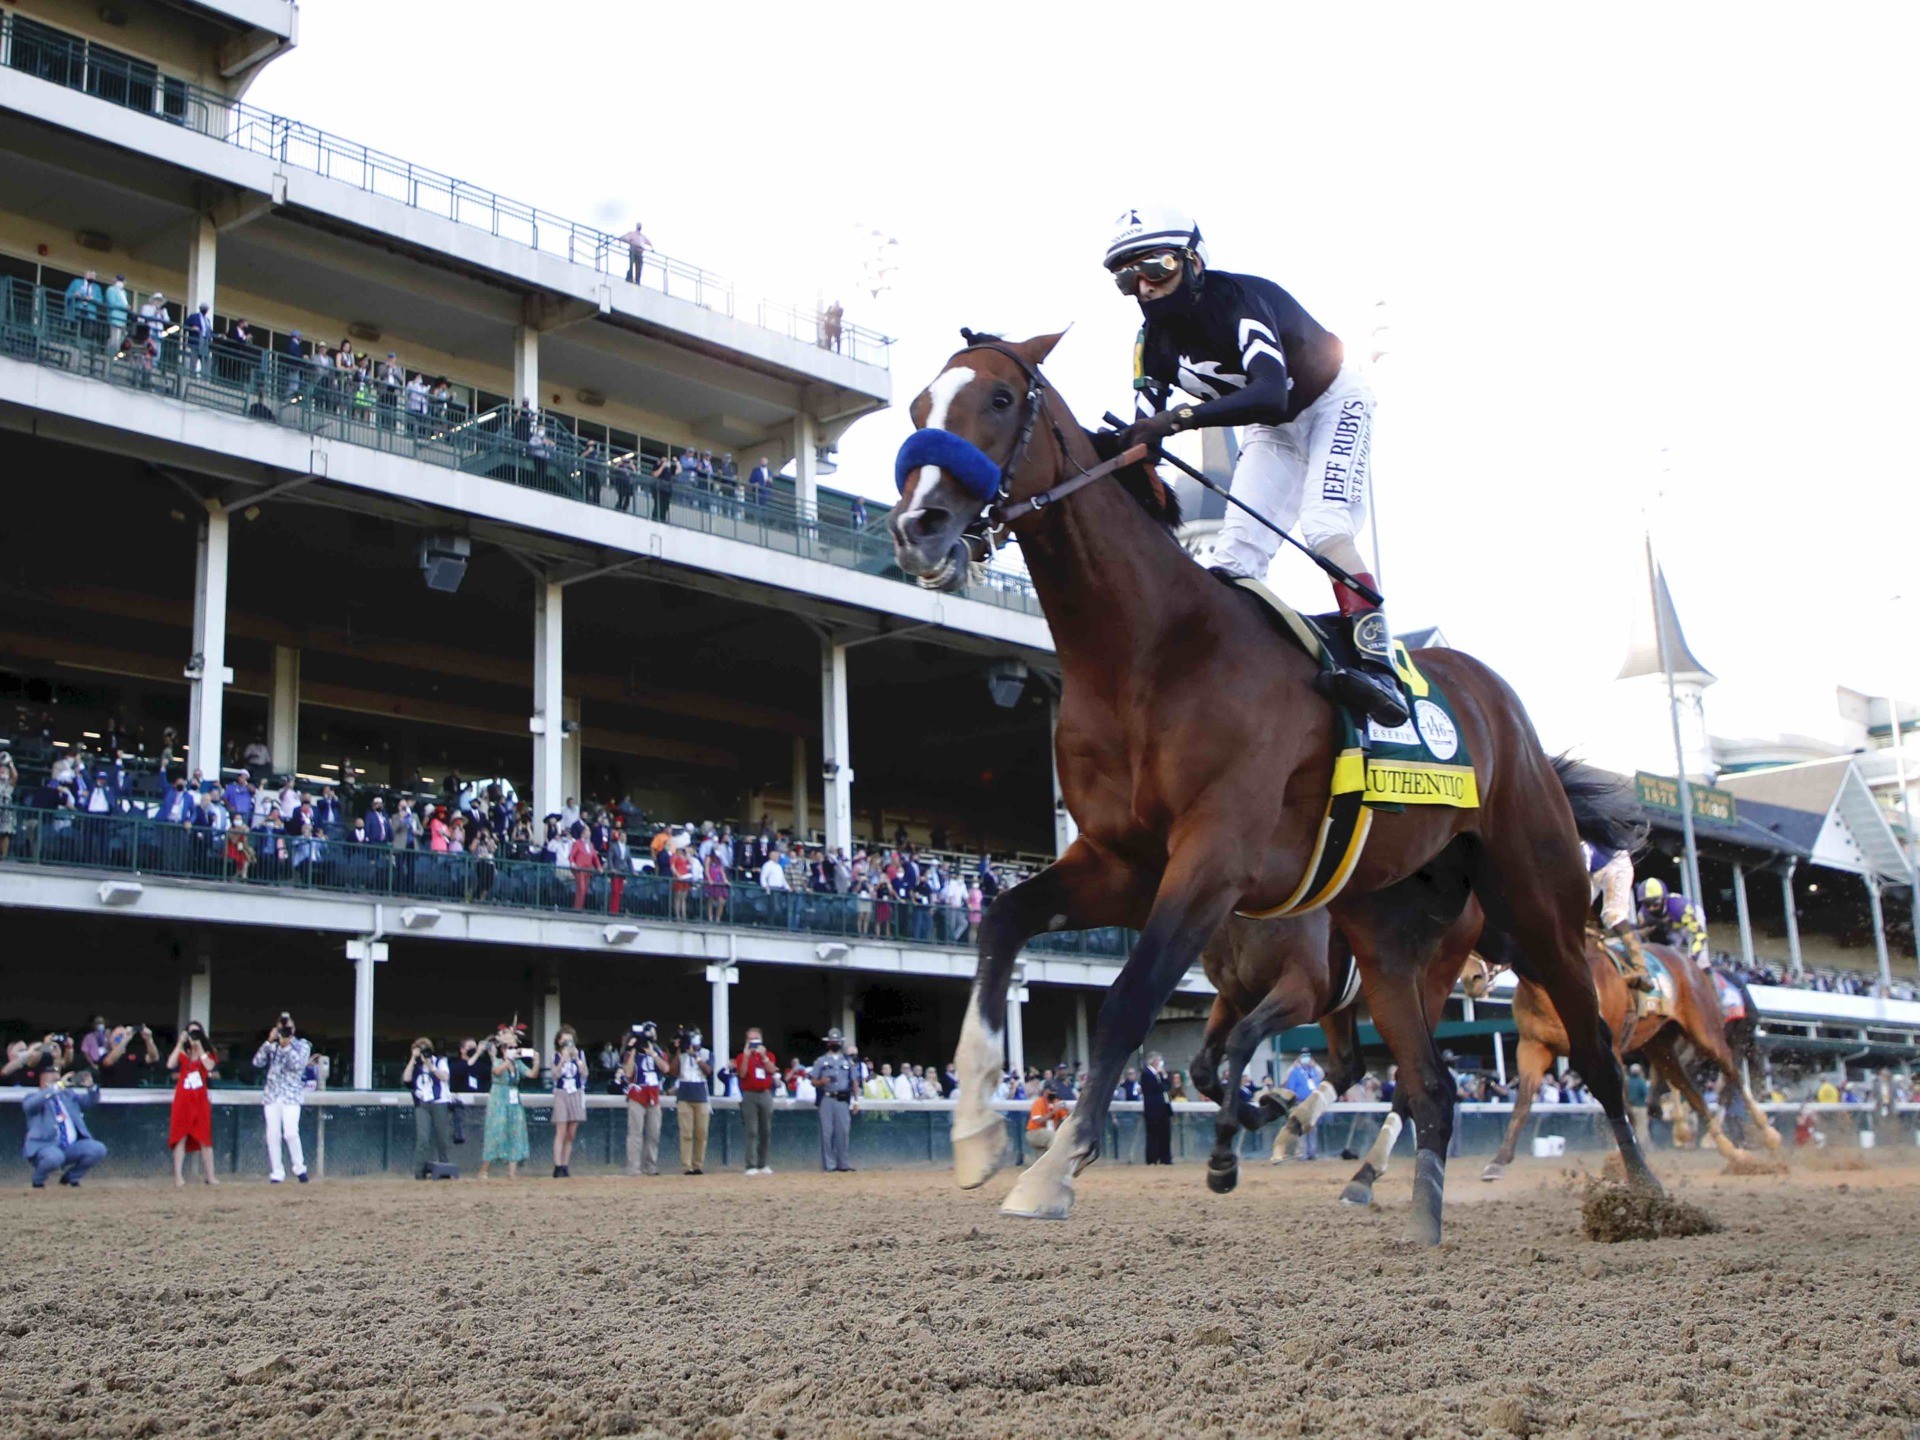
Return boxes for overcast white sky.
[252,2,1920,756]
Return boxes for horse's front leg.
[1002,853,1239,1221]
[952,840,1146,1190]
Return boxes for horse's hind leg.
[1276,1005,1362,1164]
[952,840,1147,1189]
[1188,994,1236,1105]
[1467,826,1660,1194]
[1645,1033,1744,1163]
[1484,1036,1552,1181]
[1206,988,1303,1195]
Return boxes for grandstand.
[0,0,1914,1106]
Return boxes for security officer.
[808,1028,856,1173]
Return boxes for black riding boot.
[1316,609,1409,729]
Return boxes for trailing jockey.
[1107,205,1407,729]
[1585,842,1655,994]
[1636,877,1710,969]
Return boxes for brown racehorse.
[1481,934,1783,1178]
[890,333,1659,1243]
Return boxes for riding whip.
[1101,411,1383,606]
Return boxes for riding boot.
[1316,605,1410,729]
[1609,921,1657,993]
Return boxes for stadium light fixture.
[97,880,143,907]
[399,906,441,930]
[604,924,641,945]
[986,659,1029,709]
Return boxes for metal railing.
[0,804,1130,958]
[0,278,1044,616]
[0,11,892,367]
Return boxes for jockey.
[1636,877,1709,969]
[1585,843,1654,994]
[1107,205,1408,729]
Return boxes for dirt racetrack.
[3,1148,1917,1440]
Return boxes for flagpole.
[1647,529,1705,907]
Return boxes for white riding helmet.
[1104,204,1209,271]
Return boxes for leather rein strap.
[990,441,1150,524]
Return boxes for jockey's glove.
[1118,406,1190,452]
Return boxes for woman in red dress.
[167,1024,219,1186]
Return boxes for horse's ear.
[1014,330,1067,367]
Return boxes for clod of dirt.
[1485,1395,1532,1436]
[1581,1182,1721,1242]
[229,1354,293,1385]
[1193,1323,1235,1347]
[1722,1153,1790,1177]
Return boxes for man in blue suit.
[22,1059,108,1188]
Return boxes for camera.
[48,1033,71,1049]
[414,1040,435,1057]
[673,1026,694,1052]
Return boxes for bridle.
[898,329,1149,563]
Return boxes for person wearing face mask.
[732,1026,781,1176]
[808,1028,856,1173]
[1106,205,1407,729]
[671,1024,714,1175]
[548,1027,588,1178]
[1140,1052,1174,1166]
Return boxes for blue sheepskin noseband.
[894,428,1002,506]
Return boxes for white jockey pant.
[1211,362,1375,586]
[264,1100,306,1180]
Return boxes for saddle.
[1228,578,1480,922]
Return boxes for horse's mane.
[1093,432,1184,535]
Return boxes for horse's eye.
[990,388,1015,412]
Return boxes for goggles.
[1109,249,1184,293]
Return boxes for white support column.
[791,412,818,525]
[1781,861,1804,977]
[820,635,853,857]
[535,966,563,1058]
[269,645,300,778]
[560,696,581,813]
[1492,1030,1507,1087]
[707,963,738,1070]
[348,936,386,1091]
[532,580,564,818]
[176,937,213,1039]
[1006,972,1028,1077]
[513,324,539,408]
[1732,861,1756,969]
[1866,875,1892,992]
[838,986,858,1050]
[187,507,231,785]
[186,213,217,318]
[1049,695,1078,857]
[1072,992,1090,1070]
[791,733,811,843]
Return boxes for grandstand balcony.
[0,5,902,540]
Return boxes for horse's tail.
[1550,754,1649,857]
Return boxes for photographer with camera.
[479,1024,539,1180]
[447,1037,489,1145]
[732,1026,780,1175]
[22,1052,106,1188]
[252,1012,312,1184]
[549,1026,588,1178]
[167,1021,220,1186]
[621,1022,669,1177]
[404,1037,455,1179]
[99,1022,160,1088]
[670,1024,714,1175]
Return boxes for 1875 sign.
[1636,772,1736,824]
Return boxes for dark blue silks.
[893,428,1001,504]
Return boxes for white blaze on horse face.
[902,366,977,518]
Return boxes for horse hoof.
[1001,1178,1075,1221]
[1481,1162,1506,1183]
[1339,1181,1373,1207]
[1407,1150,1445,1246]
[952,1123,1008,1190]
[1206,1159,1239,1195]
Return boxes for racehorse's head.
[888,331,1065,590]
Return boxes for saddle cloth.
[1230,579,1479,920]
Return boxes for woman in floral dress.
[479,1025,538,1179]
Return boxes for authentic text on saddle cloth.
[1229,579,1478,920]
